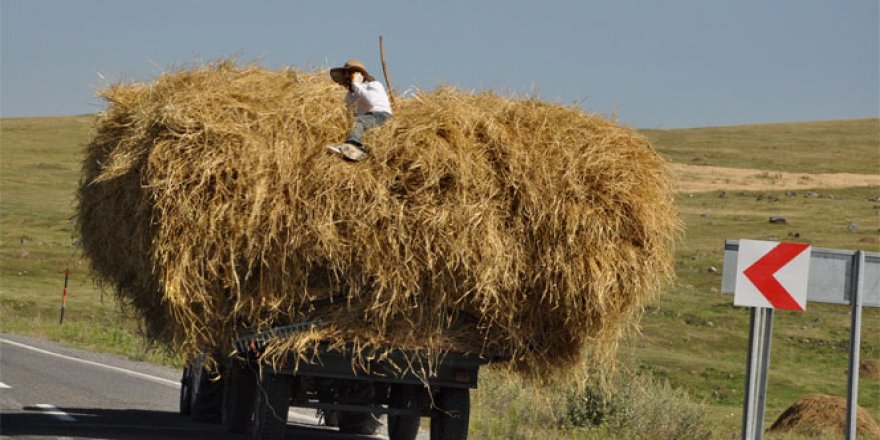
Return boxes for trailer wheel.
[389,413,421,440]
[337,411,381,435]
[322,409,339,427]
[250,372,291,440]
[388,385,421,440]
[430,388,469,440]
[190,357,223,423]
[222,359,257,433]
[179,365,193,415]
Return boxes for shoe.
[338,143,368,162]
[326,143,367,162]
[325,144,344,154]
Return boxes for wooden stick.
[59,268,69,324]
[379,35,397,106]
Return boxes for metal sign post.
[722,241,879,440]
[845,250,865,440]
[741,307,773,440]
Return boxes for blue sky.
[1,0,877,128]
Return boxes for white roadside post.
[722,241,880,440]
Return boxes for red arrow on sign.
[743,242,811,311]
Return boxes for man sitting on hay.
[326,60,393,162]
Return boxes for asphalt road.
[0,333,423,440]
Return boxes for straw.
[77,60,680,377]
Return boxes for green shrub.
[565,371,711,440]
[564,384,610,427]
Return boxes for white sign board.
[721,241,880,308]
[734,239,812,311]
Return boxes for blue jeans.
[345,111,391,149]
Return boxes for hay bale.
[76,61,678,375]
[862,360,880,380]
[769,394,880,439]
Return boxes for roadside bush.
[564,370,711,440]
[471,369,567,439]
[564,384,610,427]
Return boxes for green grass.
[626,185,880,437]
[641,118,880,174]
[1,115,878,438]
[0,116,178,364]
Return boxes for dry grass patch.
[769,394,880,439]
[671,163,880,193]
[862,360,880,381]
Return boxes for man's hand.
[351,72,364,84]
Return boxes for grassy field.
[1,115,878,438]
[641,118,879,174]
[631,185,880,436]
[0,116,176,364]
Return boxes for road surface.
[0,333,426,440]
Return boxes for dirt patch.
[862,359,880,380]
[671,163,880,193]
[768,394,880,438]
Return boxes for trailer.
[178,322,484,440]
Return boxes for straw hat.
[330,60,373,84]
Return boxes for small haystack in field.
[769,394,880,439]
[76,61,679,376]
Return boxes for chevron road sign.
[734,240,811,311]
[722,240,877,440]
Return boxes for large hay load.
[77,61,678,375]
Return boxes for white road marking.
[0,381,10,389]
[0,338,179,388]
[33,404,76,422]
[1,338,411,438]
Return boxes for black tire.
[250,372,291,440]
[389,413,421,440]
[337,411,381,435]
[179,365,193,416]
[430,388,469,440]
[222,359,257,433]
[388,385,421,440]
[322,410,339,427]
[190,357,224,423]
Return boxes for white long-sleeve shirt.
[346,80,393,116]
